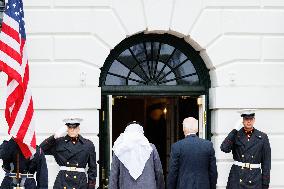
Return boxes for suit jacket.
[167,134,218,189]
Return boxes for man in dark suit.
[167,117,218,189]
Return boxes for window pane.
[140,61,151,79]
[128,80,144,85]
[108,60,130,77]
[159,44,175,63]
[161,72,177,85]
[177,60,196,77]
[130,43,146,62]
[129,72,144,82]
[152,42,160,60]
[131,64,149,81]
[150,60,158,79]
[168,49,187,68]
[155,62,166,80]
[105,74,126,85]
[157,64,172,82]
[161,80,177,85]
[145,42,151,60]
[177,74,199,85]
[118,49,136,69]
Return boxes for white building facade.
[1,0,284,188]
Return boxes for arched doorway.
[99,32,210,188]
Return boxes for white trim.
[108,95,112,167]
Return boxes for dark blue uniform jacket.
[220,128,271,189]
[0,138,48,189]
[40,135,97,189]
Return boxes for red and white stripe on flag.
[0,0,36,158]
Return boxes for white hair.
[183,117,198,133]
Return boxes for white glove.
[234,118,243,131]
[54,126,67,139]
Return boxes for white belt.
[59,166,85,172]
[234,161,261,169]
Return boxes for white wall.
[1,0,284,188]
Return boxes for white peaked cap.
[237,109,257,117]
[63,118,83,124]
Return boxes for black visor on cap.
[66,123,80,128]
[241,113,255,118]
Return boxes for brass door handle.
[102,168,109,188]
[103,178,109,188]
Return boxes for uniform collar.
[242,127,263,137]
[64,134,84,144]
[242,127,254,134]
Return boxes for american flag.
[0,0,36,158]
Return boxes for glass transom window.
[102,33,209,87]
[105,42,199,86]
[100,33,210,93]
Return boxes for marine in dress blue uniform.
[0,138,48,189]
[220,110,271,189]
[40,118,97,189]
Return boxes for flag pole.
[16,152,20,188]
